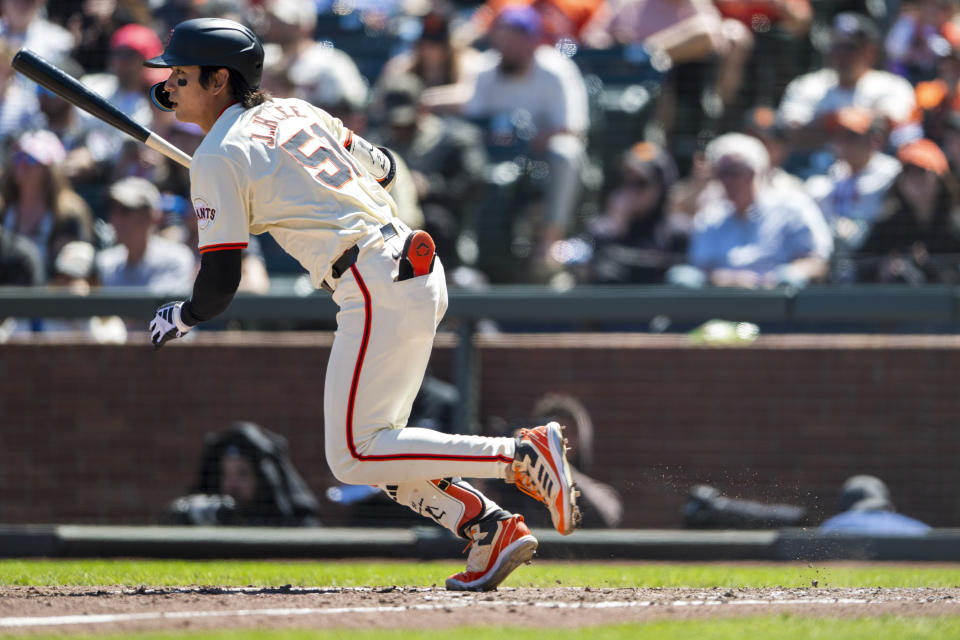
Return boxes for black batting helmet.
[145,18,264,89]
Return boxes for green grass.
[4,561,959,640]
[11,616,960,640]
[2,559,959,589]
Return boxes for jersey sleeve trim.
[199,242,249,254]
[344,129,354,151]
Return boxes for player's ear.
[213,68,231,96]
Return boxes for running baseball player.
[145,18,581,590]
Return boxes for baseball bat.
[11,48,193,169]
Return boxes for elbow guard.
[375,146,398,191]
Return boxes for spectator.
[460,0,608,45]
[741,106,806,193]
[583,0,718,54]
[884,0,960,84]
[942,110,960,180]
[670,132,833,288]
[259,0,368,111]
[713,0,812,111]
[429,6,589,277]
[583,140,689,284]
[0,223,42,286]
[778,12,916,150]
[53,0,137,74]
[912,38,960,145]
[713,0,811,37]
[716,0,813,37]
[819,475,931,536]
[1,129,94,274]
[484,393,624,528]
[0,218,43,339]
[162,421,321,527]
[34,58,108,191]
[376,10,483,92]
[0,37,42,143]
[36,240,128,341]
[804,106,901,266]
[80,23,164,160]
[530,393,622,528]
[374,74,488,271]
[857,138,960,284]
[0,0,74,65]
[581,0,754,116]
[45,192,97,278]
[108,138,171,186]
[314,0,407,23]
[671,106,806,225]
[49,239,95,295]
[95,176,195,295]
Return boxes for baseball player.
[145,18,581,590]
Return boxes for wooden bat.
[12,48,192,169]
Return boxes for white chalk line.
[2,596,945,629]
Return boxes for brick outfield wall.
[1,333,959,529]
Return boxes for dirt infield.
[1,585,958,635]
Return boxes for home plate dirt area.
[1,586,959,635]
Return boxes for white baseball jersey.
[187,96,518,540]
[190,97,396,289]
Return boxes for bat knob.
[150,82,174,112]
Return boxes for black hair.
[199,66,271,108]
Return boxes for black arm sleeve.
[179,248,242,326]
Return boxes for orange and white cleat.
[513,421,582,535]
[445,514,538,591]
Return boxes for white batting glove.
[150,301,191,349]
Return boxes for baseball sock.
[383,477,504,538]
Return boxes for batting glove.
[150,301,191,349]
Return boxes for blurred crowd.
[4,0,960,336]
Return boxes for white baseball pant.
[323,223,516,535]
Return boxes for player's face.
[163,65,216,129]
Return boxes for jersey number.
[281,124,360,189]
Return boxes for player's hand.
[150,301,191,349]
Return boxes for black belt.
[329,244,359,280]
[327,222,399,284]
[380,222,399,242]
